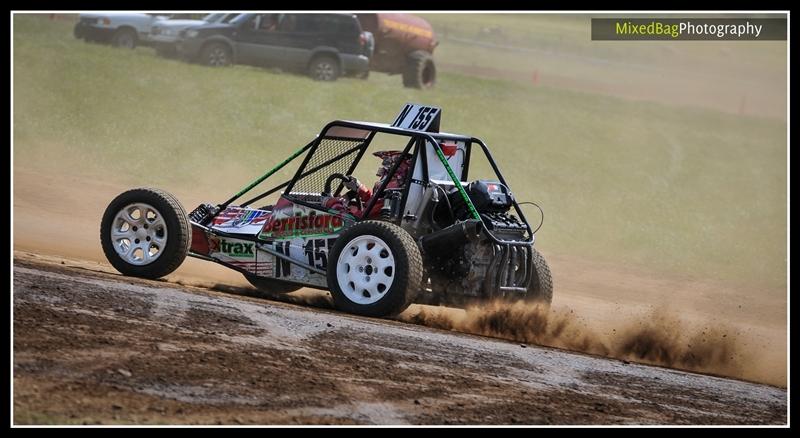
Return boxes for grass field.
[13,14,787,291]
[423,13,788,120]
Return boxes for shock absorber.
[380,190,402,221]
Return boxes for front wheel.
[327,221,423,317]
[201,42,232,67]
[100,188,191,279]
[111,28,138,49]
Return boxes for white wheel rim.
[336,235,395,305]
[110,203,168,266]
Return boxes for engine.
[449,180,527,240]
[420,180,531,304]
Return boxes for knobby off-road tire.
[402,50,436,89]
[328,221,423,317]
[244,274,303,295]
[525,247,553,305]
[101,188,191,279]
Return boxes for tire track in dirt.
[13,257,786,425]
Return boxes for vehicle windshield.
[204,13,240,23]
[203,13,224,22]
[230,13,254,26]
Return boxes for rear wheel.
[524,247,553,305]
[402,50,436,89]
[73,23,85,40]
[328,221,422,317]
[111,28,137,49]
[308,55,340,81]
[100,188,191,279]
[244,274,302,294]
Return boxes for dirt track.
[13,254,787,425]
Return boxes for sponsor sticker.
[209,236,256,260]
[213,207,270,229]
[260,211,345,239]
[220,240,255,258]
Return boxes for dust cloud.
[12,165,785,388]
[399,300,781,387]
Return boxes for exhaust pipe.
[419,219,481,256]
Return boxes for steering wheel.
[323,173,350,197]
[323,173,364,211]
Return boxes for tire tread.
[100,187,190,279]
[327,220,423,317]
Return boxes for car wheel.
[244,273,302,295]
[402,50,436,89]
[308,55,340,81]
[327,221,423,317]
[111,28,138,49]
[201,42,232,67]
[100,188,191,279]
[524,247,553,305]
[73,23,85,40]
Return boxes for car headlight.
[186,30,199,38]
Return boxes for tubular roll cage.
[210,120,536,247]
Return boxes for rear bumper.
[341,54,370,75]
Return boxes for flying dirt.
[13,14,788,425]
[13,150,786,425]
[13,164,787,388]
[13,253,787,425]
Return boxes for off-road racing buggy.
[101,104,553,317]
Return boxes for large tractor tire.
[402,50,436,89]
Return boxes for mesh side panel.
[289,137,365,197]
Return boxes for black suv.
[176,13,370,81]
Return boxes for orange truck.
[356,13,438,88]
